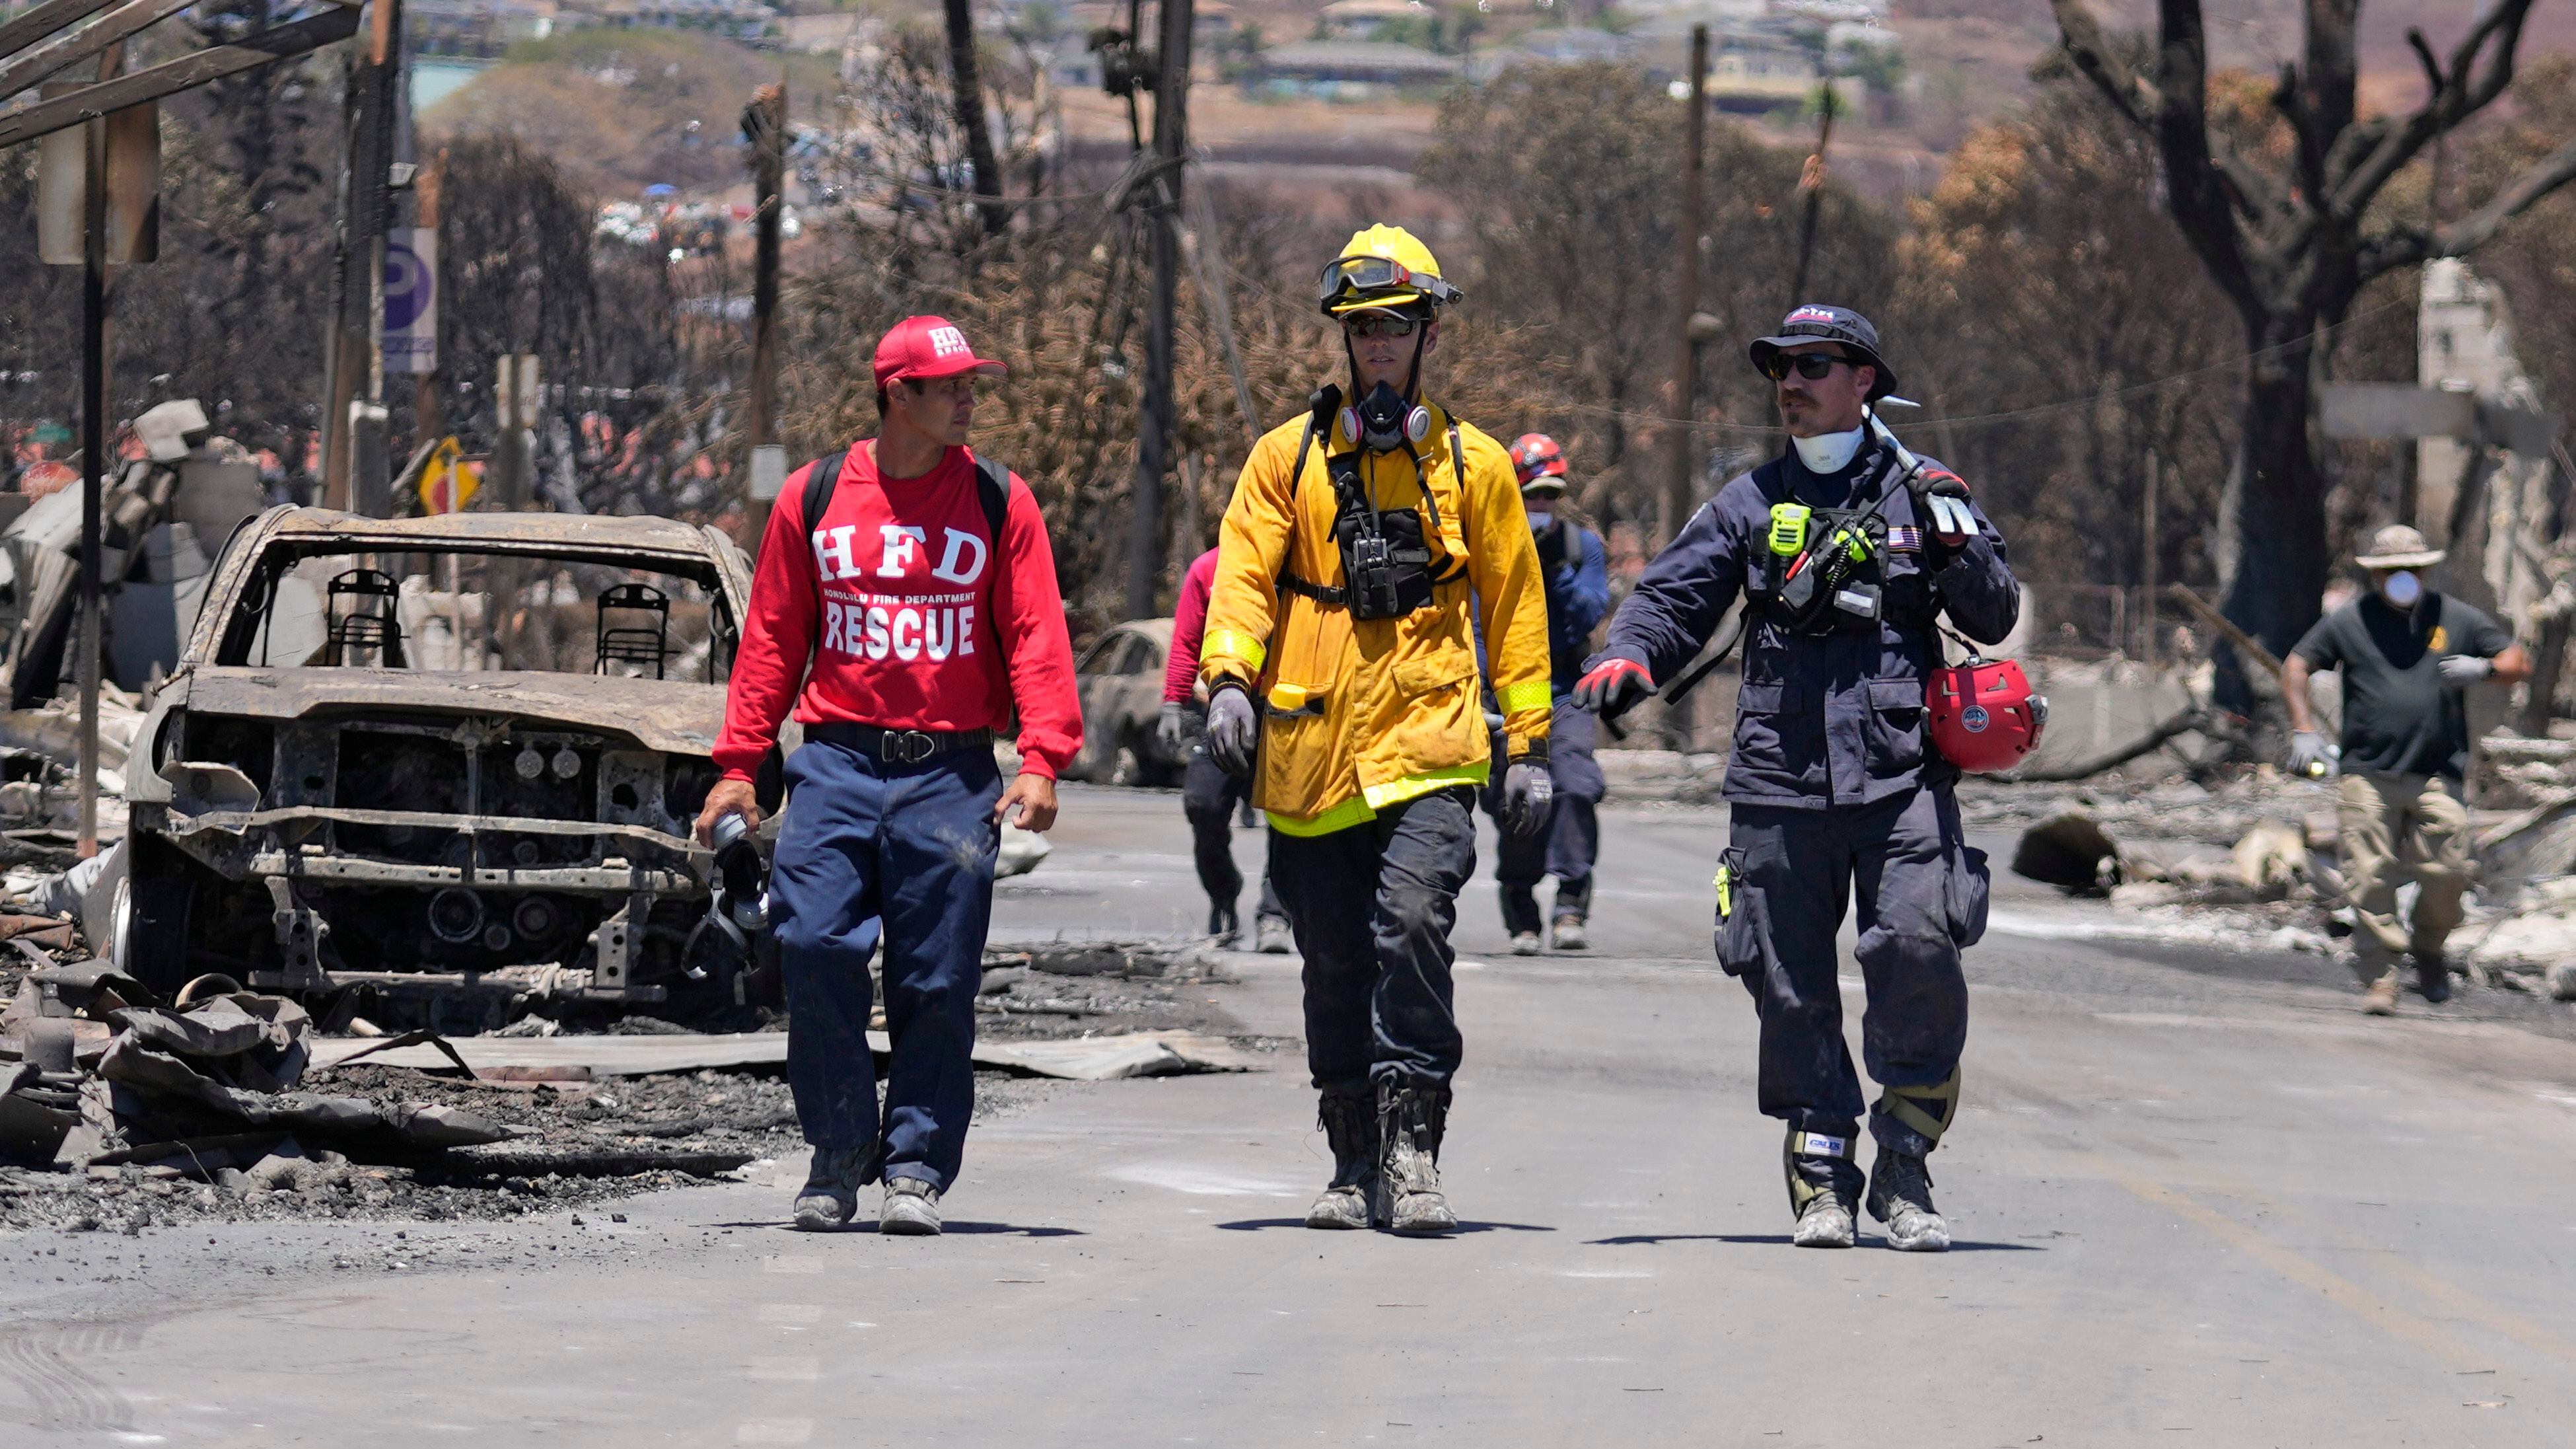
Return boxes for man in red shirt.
[1159,547,1289,949]
[697,315,1081,1236]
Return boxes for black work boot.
[1305,1088,1378,1230]
[1865,1146,1950,1253]
[1377,1079,1457,1236]
[2414,951,2452,1004]
[1208,901,1241,947]
[1783,1128,1861,1248]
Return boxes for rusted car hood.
[177,666,729,755]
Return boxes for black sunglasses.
[1760,351,1853,382]
[1343,313,1423,340]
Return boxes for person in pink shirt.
[698,316,1081,1236]
[1160,548,1289,949]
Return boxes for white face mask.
[1526,508,1553,532]
[2380,570,2421,607]
[1791,426,1867,474]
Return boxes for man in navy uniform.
[1572,306,2019,1252]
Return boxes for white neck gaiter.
[1792,427,1867,474]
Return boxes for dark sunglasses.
[1760,351,1852,382]
[1343,313,1423,340]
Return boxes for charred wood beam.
[2005,704,2213,784]
[0,5,359,149]
[0,0,117,71]
[0,0,196,106]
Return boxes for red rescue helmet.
[1928,655,2047,773]
[1509,433,1569,490]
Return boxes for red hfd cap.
[874,315,1007,392]
[1928,657,2047,774]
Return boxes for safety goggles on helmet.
[1759,350,1854,383]
[1317,253,1462,313]
[1343,312,1422,340]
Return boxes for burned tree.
[2050,1,2576,708]
[944,0,1009,239]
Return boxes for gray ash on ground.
[0,1065,1061,1232]
[976,968,1246,1042]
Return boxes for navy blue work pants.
[1719,784,1986,1156]
[771,737,1001,1191]
[1269,788,1477,1093]
[1181,744,1285,924]
[1488,699,1604,934]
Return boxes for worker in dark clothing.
[2283,525,2528,1015]
[703,316,1083,1238]
[1160,546,1291,949]
[1571,305,2019,1253]
[1489,433,1610,953]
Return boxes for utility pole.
[744,81,787,549]
[413,149,443,445]
[324,0,400,513]
[1789,78,1836,303]
[1128,0,1191,620]
[76,103,104,859]
[2141,451,2161,665]
[1663,25,1707,752]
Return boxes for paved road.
[7,785,2576,1446]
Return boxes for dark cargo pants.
[1488,699,1606,934]
[771,735,1001,1193]
[1180,743,1286,926]
[1269,787,1477,1092]
[1719,784,1987,1156]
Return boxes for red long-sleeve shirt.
[1163,547,1221,705]
[715,441,1082,781]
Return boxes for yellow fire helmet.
[1317,224,1463,316]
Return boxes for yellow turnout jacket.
[1199,404,1553,836]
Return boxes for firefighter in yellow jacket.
[1200,226,1555,1235]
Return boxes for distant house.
[1319,0,1428,41]
[563,0,778,44]
[1466,26,1636,81]
[411,0,559,56]
[1254,38,1462,97]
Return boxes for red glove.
[1571,657,1655,716]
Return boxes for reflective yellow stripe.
[1496,679,1553,715]
[1266,761,1493,838]
[1361,760,1490,810]
[1267,796,1377,838]
[1205,628,1268,670]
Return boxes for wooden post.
[413,148,444,448]
[744,81,785,548]
[76,106,103,859]
[1663,24,1707,751]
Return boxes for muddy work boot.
[1865,1146,1950,1253]
[2360,971,2400,1016]
[1377,1080,1458,1236]
[2414,952,2452,1004]
[791,1144,877,1231]
[880,1176,943,1236]
[1305,1088,1379,1230]
[1785,1129,1861,1249]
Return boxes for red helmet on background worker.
[1509,433,1569,494]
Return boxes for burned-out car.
[109,508,775,1016]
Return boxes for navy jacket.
[1591,441,2018,810]
[1536,518,1610,693]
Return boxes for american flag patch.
[1888,525,1923,552]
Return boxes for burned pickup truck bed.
[110,508,771,1018]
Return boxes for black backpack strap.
[974,453,1011,550]
[800,447,846,616]
[1287,384,1342,510]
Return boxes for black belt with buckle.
[808,722,996,765]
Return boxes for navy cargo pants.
[1488,698,1606,934]
[771,733,1001,1192]
[1269,788,1477,1092]
[1718,784,1987,1156]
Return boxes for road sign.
[420,436,478,515]
[385,227,437,374]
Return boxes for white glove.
[2436,653,2493,687]
[2287,730,2336,778]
